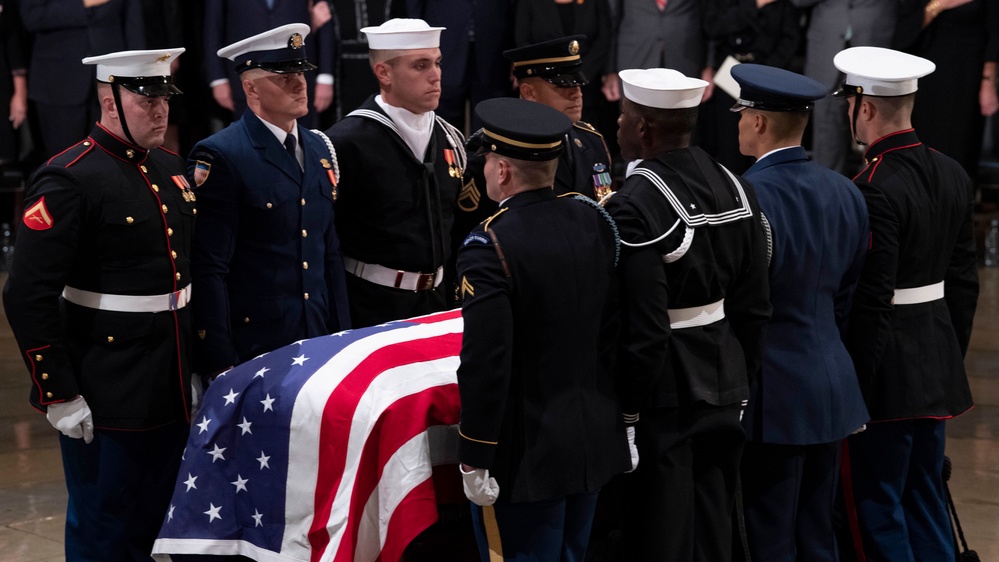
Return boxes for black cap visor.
[113,76,183,97]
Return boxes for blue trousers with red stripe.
[844,419,953,562]
[468,491,599,562]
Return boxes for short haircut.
[763,110,810,141]
[633,103,699,137]
[369,49,407,68]
[867,93,915,123]
[507,157,559,188]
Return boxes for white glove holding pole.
[46,396,94,444]
[626,426,639,472]
[460,464,500,506]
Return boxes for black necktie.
[284,133,298,163]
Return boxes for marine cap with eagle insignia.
[82,48,185,97]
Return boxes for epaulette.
[46,139,95,169]
[574,121,603,138]
[482,207,509,232]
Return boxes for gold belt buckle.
[417,273,435,291]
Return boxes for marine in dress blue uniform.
[606,68,771,562]
[323,19,467,328]
[453,36,613,254]
[189,25,350,376]
[833,47,979,562]
[456,98,630,562]
[731,63,870,562]
[3,49,192,561]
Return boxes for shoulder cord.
[600,177,694,260]
[760,211,773,267]
[434,116,467,172]
[309,129,341,184]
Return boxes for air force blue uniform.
[733,64,870,562]
[188,110,350,374]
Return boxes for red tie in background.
[657,0,667,10]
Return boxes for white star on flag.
[183,473,198,492]
[237,417,253,435]
[208,444,226,463]
[204,503,222,523]
[223,389,240,405]
[261,394,275,412]
[257,451,270,470]
[196,416,211,434]
[252,509,264,527]
[291,354,309,366]
[168,505,175,522]
[254,367,270,378]
[293,339,307,345]
[231,474,249,493]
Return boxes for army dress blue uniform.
[3,122,194,560]
[188,110,350,374]
[324,95,466,328]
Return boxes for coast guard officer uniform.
[453,36,613,250]
[731,63,870,562]
[3,49,193,560]
[833,47,979,562]
[456,98,630,561]
[189,24,350,376]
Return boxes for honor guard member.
[605,68,771,562]
[3,48,193,561]
[189,24,350,378]
[324,18,467,328]
[456,98,631,562]
[453,35,615,250]
[731,63,870,562]
[833,47,979,562]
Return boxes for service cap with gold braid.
[473,98,572,161]
[504,35,588,87]
[218,23,317,75]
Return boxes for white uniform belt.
[668,299,725,329]
[62,284,192,313]
[893,281,944,305]
[343,257,443,291]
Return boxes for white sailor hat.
[619,68,708,109]
[82,48,184,96]
[832,46,935,97]
[218,23,317,74]
[361,18,445,50]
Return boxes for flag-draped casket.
[152,309,464,561]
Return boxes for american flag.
[152,309,463,562]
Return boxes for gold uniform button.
[126,149,135,159]
[171,250,177,259]
[107,336,115,343]
[161,204,169,214]
[41,373,49,380]
[35,354,43,361]
[243,317,251,323]
[46,392,53,399]
[175,272,182,281]
[83,141,91,147]
[140,165,148,173]
[126,216,134,224]
[303,261,308,270]
[266,203,273,209]
[302,229,307,238]
[168,228,174,236]
[193,208,197,215]
[304,292,310,300]
[152,184,159,192]
[301,198,306,206]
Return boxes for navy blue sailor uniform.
[605,147,771,562]
[188,110,350,375]
[843,128,979,561]
[453,120,614,248]
[324,95,466,328]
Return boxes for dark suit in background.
[188,111,351,375]
[20,0,144,157]
[203,0,335,127]
[614,0,706,78]
[407,0,514,131]
[741,146,869,562]
[329,0,406,119]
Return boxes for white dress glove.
[46,396,94,444]
[460,465,500,507]
[626,426,639,473]
[190,377,204,417]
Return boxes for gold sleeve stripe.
[459,428,499,445]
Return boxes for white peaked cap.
[833,46,935,97]
[619,68,708,109]
[82,48,184,82]
[361,18,445,50]
[217,23,310,61]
